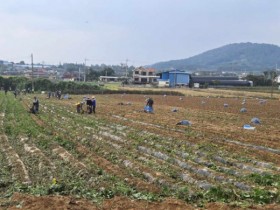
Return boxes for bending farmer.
[31,96,39,114]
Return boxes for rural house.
[132,67,159,84]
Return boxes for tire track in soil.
[108,114,280,165]
[39,108,204,194]
[49,120,165,193]
[102,114,280,189]
[111,114,280,155]
[0,135,31,184]
[96,95,280,151]
[1,97,32,184]
[44,111,249,194]
[26,101,162,194]
[52,125,163,193]
[27,96,278,201]
[137,145,251,191]
[63,113,189,193]
[82,127,194,192]
[74,142,161,193]
[46,106,165,176]
[50,104,278,193]
[5,98,56,183]
[135,129,280,175]
[20,137,56,173]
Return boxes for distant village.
[1,59,280,88]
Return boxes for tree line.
[245,70,278,86]
[0,77,101,94]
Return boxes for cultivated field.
[0,89,279,209]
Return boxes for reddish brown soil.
[7,93,279,210]
[2,193,279,210]
[2,193,193,210]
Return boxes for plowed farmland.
[0,90,279,209]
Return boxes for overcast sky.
[0,0,280,66]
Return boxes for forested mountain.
[150,43,280,72]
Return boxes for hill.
[150,42,280,72]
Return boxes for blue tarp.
[251,117,261,124]
[243,124,256,130]
[144,106,153,113]
[176,120,191,126]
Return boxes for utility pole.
[125,59,128,78]
[83,58,89,82]
[83,62,86,82]
[271,64,277,98]
[79,67,81,82]
[76,62,80,82]
[31,54,34,91]
[121,59,129,78]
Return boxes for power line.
[31,54,34,91]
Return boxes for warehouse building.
[191,76,253,87]
[158,70,191,87]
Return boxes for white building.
[132,67,159,84]
[275,75,280,83]
[99,76,119,82]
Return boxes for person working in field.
[31,96,39,114]
[76,102,84,114]
[92,96,96,114]
[86,97,93,114]
[144,97,154,113]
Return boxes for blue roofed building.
[158,70,190,87]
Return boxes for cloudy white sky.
[0,0,280,66]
